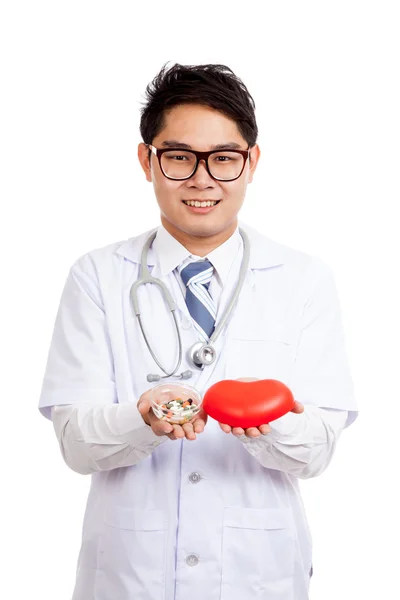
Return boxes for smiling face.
[138,104,260,252]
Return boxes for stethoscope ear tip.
[146,370,193,382]
[181,370,192,380]
[147,374,161,382]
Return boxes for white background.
[1,1,399,598]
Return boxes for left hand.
[218,377,304,438]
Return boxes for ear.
[248,144,261,184]
[137,143,153,182]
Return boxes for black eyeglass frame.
[146,144,251,182]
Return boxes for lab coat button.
[181,317,192,329]
[189,472,201,484]
[186,554,199,566]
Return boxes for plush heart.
[202,378,295,428]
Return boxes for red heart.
[202,379,295,428]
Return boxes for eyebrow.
[160,140,245,150]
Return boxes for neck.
[161,217,238,256]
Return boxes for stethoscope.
[130,227,250,382]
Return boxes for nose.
[187,159,215,188]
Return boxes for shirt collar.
[151,223,241,285]
[116,220,288,271]
[152,225,191,278]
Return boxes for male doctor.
[39,63,357,600]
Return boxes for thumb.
[290,401,304,414]
[137,399,150,414]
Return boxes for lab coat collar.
[116,220,287,271]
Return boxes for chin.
[186,222,232,238]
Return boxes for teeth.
[184,200,218,207]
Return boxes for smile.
[182,200,220,207]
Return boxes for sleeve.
[52,403,167,475]
[39,256,117,418]
[289,258,357,423]
[240,405,348,479]
[38,255,166,474]
[240,258,358,478]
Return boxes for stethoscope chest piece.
[189,341,217,369]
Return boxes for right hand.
[137,388,208,441]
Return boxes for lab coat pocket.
[96,506,168,600]
[224,334,296,385]
[221,507,295,600]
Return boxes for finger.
[153,420,175,436]
[137,401,152,424]
[146,411,174,436]
[171,424,185,439]
[219,423,231,434]
[291,401,304,414]
[232,427,245,437]
[182,422,196,440]
[137,400,150,413]
[245,427,261,438]
[258,424,271,435]
[193,419,206,434]
[165,428,183,441]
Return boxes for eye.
[211,152,241,162]
[164,154,188,161]
[164,151,194,162]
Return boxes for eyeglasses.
[147,144,250,182]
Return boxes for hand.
[137,389,208,441]
[218,402,304,437]
[218,377,304,438]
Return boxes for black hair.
[139,62,258,147]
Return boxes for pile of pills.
[159,397,198,423]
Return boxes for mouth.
[182,199,221,215]
[182,199,221,208]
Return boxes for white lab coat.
[39,221,357,600]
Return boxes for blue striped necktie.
[179,260,216,341]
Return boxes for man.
[39,63,357,600]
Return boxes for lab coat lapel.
[193,268,256,392]
[226,269,260,339]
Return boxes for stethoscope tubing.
[130,227,250,379]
